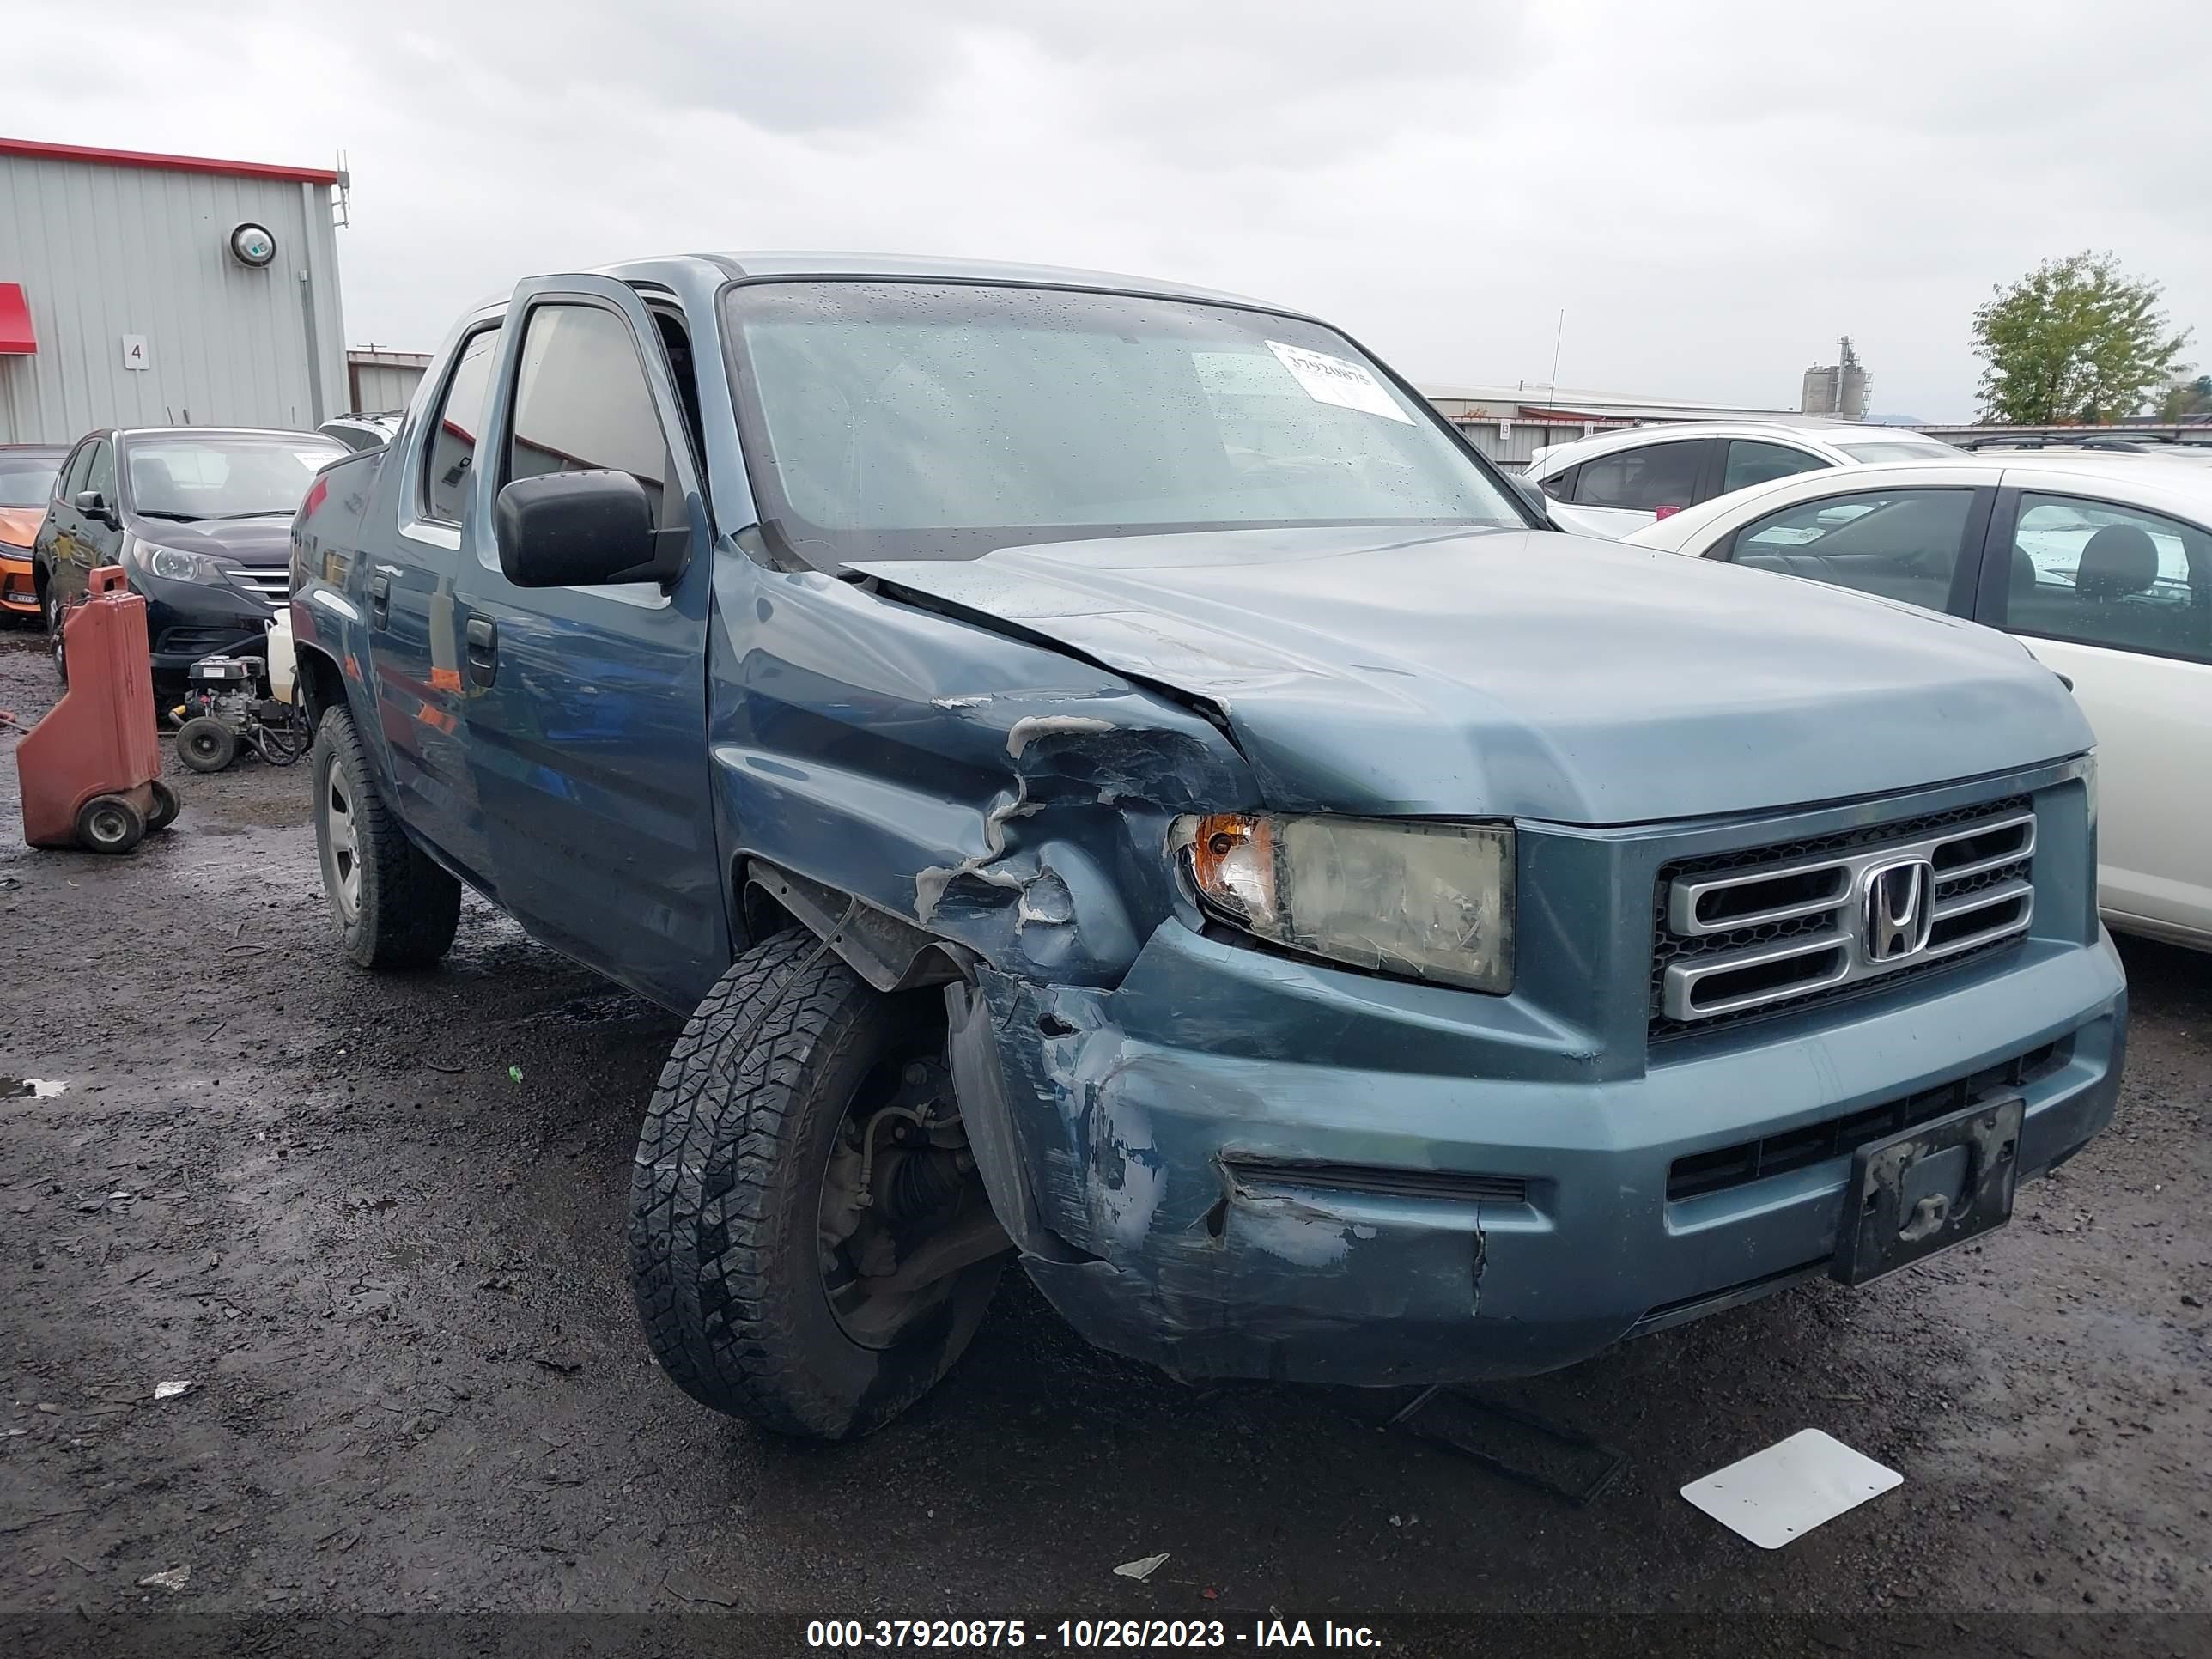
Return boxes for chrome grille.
[223,565,289,607]
[1650,798,2034,1036]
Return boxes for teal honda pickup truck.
[289,254,2125,1439]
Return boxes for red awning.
[0,284,33,354]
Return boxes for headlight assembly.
[1170,813,1514,994]
[128,539,227,584]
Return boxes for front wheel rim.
[816,1053,972,1351]
[323,763,362,921]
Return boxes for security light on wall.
[228,222,277,268]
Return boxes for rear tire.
[146,781,180,833]
[176,716,239,774]
[76,794,145,854]
[313,704,461,969]
[629,931,1002,1440]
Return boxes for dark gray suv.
[35,426,343,689]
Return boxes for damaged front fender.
[708,556,1256,990]
[708,554,1266,1275]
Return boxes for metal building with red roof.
[0,137,349,443]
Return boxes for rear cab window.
[421,327,504,525]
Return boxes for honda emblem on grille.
[1859,857,1935,963]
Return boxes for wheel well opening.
[297,647,344,728]
[742,883,802,947]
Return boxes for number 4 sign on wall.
[121,334,149,371]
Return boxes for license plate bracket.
[1831,1094,2025,1286]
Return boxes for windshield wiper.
[133,509,199,522]
[205,509,296,520]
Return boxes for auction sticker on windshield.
[1265,341,1414,423]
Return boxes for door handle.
[465,615,498,685]
[368,574,391,627]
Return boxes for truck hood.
[856,526,2092,824]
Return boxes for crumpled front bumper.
[957,916,2125,1388]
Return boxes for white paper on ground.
[1680,1428,1901,1548]
[1264,342,1415,423]
[1112,1553,1169,1582]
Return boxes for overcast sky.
[11,1,2208,419]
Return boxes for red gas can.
[16,568,179,852]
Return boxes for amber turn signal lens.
[1182,812,1278,927]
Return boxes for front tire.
[313,705,461,969]
[629,931,1003,1440]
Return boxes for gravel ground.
[1,624,2206,1650]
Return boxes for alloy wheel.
[323,764,362,921]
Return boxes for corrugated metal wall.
[1443,416,1622,471]
[0,154,344,443]
[348,359,427,414]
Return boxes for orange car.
[0,444,68,622]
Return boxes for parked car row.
[16,426,346,695]
[287,252,2126,1442]
[1525,418,1960,538]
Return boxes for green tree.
[2160,373,2211,421]
[1971,252,2190,425]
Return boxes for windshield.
[122,436,343,520]
[722,281,1526,565]
[1837,440,1956,463]
[0,452,63,508]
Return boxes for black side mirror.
[493,469,678,588]
[73,489,117,526]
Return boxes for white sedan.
[1524,419,1958,539]
[1626,454,2212,951]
